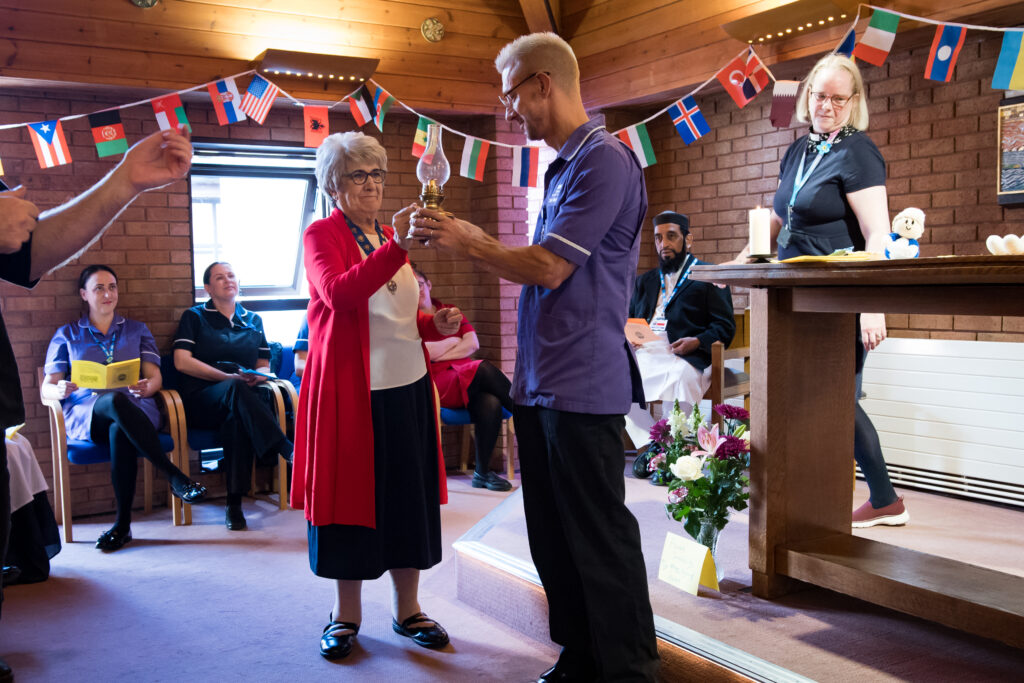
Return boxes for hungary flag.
[853,9,900,66]
[151,93,191,133]
[616,123,656,168]
[88,110,128,158]
[460,136,490,181]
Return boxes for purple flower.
[715,434,749,460]
[714,404,750,421]
[667,486,687,504]
[649,418,673,445]
[647,452,666,472]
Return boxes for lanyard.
[657,255,695,309]
[345,215,386,256]
[787,129,840,221]
[86,326,117,364]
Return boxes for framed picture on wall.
[998,95,1024,206]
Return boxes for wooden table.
[691,255,1024,649]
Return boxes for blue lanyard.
[658,255,695,308]
[86,326,117,364]
[345,215,386,256]
[788,129,840,219]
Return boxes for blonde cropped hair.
[494,32,580,96]
[315,131,388,199]
[795,54,870,131]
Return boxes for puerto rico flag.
[152,94,191,133]
[240,75,279,125]
[853,9,900,66]
[87,110,129,158]
[348,85,374,127]
[27,120,72,168]
[460,136,490,181]
[667,96,709,145]
[208,78,247,126]
[511,146,540,188]
[304,106,329,148]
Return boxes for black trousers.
[513,405,659,682]
[183,379,285,497]
[1,439,8,617]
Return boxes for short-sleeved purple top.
[45,316,162,441]
[512,116,648,414]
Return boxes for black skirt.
[308,373,442,580]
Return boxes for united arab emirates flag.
[88,110,129,158]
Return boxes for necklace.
[344,215,398,294]
[806,124,856,154]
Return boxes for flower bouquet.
[647,402,751,574]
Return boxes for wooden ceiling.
[1,0,1023,117]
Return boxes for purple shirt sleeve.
[44,325,72,375]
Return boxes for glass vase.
[696,516,726,584]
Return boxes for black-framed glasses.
[344,169,387,185]
[498,71,547,108]
[809,91,854,108]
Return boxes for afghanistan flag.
[88,110,129,158]
[459,136,490,181]
[616,123,656,168]
[151,94,191,133]
[853,9,900,66]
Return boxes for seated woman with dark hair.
[42,265,207,552]
[412,265,513,492]
[173,261,292,531]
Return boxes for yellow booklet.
[779,251,881,263]
[71,358,140,390]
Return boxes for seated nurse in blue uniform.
[42,265,207,552]
[173,261,292,532]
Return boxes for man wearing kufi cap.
[626,210,736,467]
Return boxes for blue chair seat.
[439,407,512,426]
[439,406,515,481]
[67,432,176,465]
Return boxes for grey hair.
[315,131,388,199]
[795,54,869,131]
[494,32,580,95]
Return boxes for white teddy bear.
[885,207,925,259]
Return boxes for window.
[190,142,328,342]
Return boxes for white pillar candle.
[749,207,771,256]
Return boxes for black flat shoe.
[321,616,359,660]
[392,611,449,649]
[96,526,132,551]
[0,656,12,683]
[225,504,246,531]
[472,471,513,492]
[171,480,207,504]
[632,444,655,479]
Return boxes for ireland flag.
[460,136,490,181]
[853,9,900,66]
[616,123,656,168]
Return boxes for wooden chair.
[40,368,187,543]
[441,407,516,482]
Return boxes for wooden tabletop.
[690,255,1024,288]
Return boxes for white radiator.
[861,337,1024,507]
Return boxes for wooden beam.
[517,0,558,34]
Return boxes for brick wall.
[631,28,1024,340]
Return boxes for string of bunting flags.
[2,3,1023,184]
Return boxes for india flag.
[992,30,1024,90]
[460,136,490,181]
[616,123,656,168]
[853,9,900,66]
[512,146,540,188]
[151,93,191,133]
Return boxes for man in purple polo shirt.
[411,32,658,683]
[0,127,192,682]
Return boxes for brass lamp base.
[419,183,454,217]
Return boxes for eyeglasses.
[344,169,387,185]
[498,71,546,108]
[809,91,854,108]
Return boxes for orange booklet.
[625,318,659,345]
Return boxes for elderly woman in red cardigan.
[291,131,463,660]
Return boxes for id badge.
[650,316,668,332]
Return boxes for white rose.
[670,455,703,482]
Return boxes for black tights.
[466,361,513,475]
[90,392,189,531]
[854,337,898,509]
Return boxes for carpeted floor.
[1,475,558,683]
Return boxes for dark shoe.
[471,470,513,492]
[0,657,12,683]
[632,444,655,479]
[225,504,247,531]
[538,663,594,683]
[1,565,21,587]
[96,526,132,551]
[392,611,449,649]
[320,616,359,660]
[171,479,207,504]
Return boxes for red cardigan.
[291,208,447,528]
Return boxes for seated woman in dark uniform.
[42,265,206,551]
[173,261,292,531]
[412,265,513,492]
